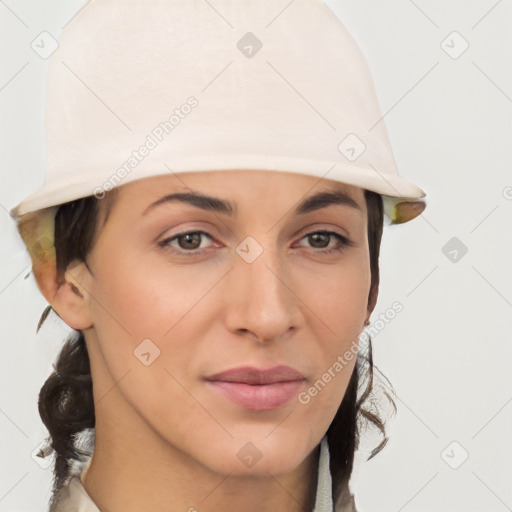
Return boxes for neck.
[81,385,320,512]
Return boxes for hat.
[11,0,426,246]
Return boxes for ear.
[35,260,93,331]
[17,208,93,330]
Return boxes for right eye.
[158,230,216,254]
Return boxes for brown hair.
[33,188,395,507]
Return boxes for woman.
[11,0,426,510]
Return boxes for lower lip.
[206,380,304,411]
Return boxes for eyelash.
[158,229,354,256]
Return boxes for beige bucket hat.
[12,0,426,276]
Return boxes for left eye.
[159,231,214,252]
[159,230,352,254]
[296,231,352,253]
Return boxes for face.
[74,170,372,477]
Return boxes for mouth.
[204,365,306,411]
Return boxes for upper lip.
[204,365,305,385]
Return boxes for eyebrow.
[143,189,361,217]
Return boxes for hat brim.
[11,155,426,223]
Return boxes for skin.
[38,170,375,512]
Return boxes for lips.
[205,365,305,385]
[204,365,305,411]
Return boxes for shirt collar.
[314,435,335,512]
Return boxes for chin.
[194,432,316,478]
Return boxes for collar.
[314,435,334,511]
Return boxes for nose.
[224,241,303,343]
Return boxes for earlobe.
[34,261,93,331]
[56,263,94,330]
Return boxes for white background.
[1,1,511,511]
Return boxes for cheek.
[85,253,216,405]
[294,254,370,414]
[298,250,371,332]
[88,252,209,341]
[85,262,207,429]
